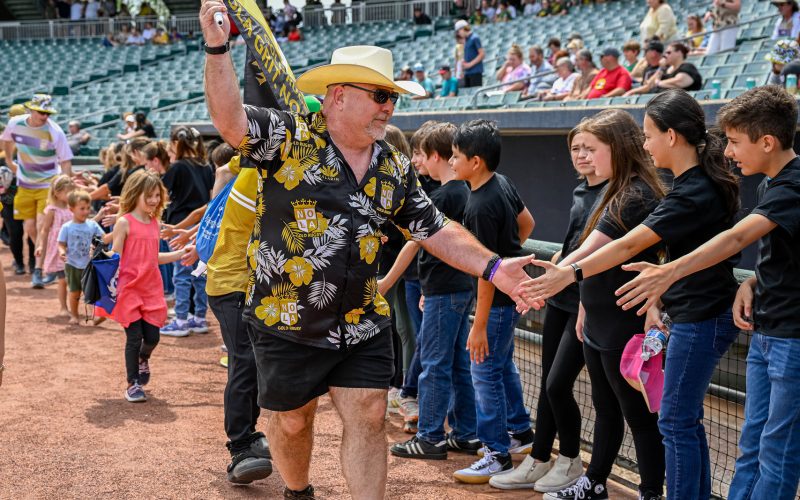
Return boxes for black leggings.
[124,319,160,384]
[583,342,665,494]
[532,304,584,461]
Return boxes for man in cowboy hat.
[200,2,536,498]
[0,94,72,289]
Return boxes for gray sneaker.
[535,454,584,493]
[31,268,44,289]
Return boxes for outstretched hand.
[615,261,676,316]
[491,255,545,313]
[514,259,574,313]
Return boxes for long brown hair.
[580,109,666,242]
[170,125,207,163]
[119,169,169,219]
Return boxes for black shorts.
[250,330,394,412]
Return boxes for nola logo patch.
[379,180,394,211]
[279,297,299,326]
[291,199,328,236]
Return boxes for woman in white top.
[640,0,677,43]
[539,57,580,101]
[772,0,800,40]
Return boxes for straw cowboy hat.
[296,46,426,97]
[23,93,57,115]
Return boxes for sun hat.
[23,94,57,115]
[620,334,665,413]
[454,19,469,31]
[766,39,800,65]
[296,45,425,97]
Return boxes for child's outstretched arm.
[159,246,194,265]
[377,240,420,296]
[35,209,56,260]
[615,214,776,315]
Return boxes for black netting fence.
[515,240,758,500]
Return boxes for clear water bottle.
[641,314,672,361]
[787,74,798,96]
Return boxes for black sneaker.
[390,436,447,460]
[445,433,482,454]
[284,485,315,499]
[250,432,272,459]
[544,476,608,499]
[13,263,25,275]
[227,449,272,485]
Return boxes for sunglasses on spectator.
[342,83,400,105]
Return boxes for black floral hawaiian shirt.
[237,105,447,350]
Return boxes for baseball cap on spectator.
[601,47,621,59]
[125,114,136,123]
[567,38,584,51]
[413,63,425,72]
[454,19,469,31]
[438,65,452,75]
[645,40,664,53]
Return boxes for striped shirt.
[0,115,72,189]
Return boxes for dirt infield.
[0,249,635,499]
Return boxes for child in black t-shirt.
[384,123,480,460]
[518,90,741,499]
[617,86,800,500]
[448,120,536,484]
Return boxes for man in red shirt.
[587,48,632,99]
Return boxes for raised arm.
[201,0,248,147]
[377,240,419,296]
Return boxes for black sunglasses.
[342,83,400,105]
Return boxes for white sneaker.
[453,451,513,484]
[478,434,533,457]
[489,455,553,490]
[535,454,585,493]
[387,387,402,408]
[398,396,419,422]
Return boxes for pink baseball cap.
[620,334,664,413]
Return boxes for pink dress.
[106,214,167,328]
[43,204,72,274]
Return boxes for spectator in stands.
[640,0,677,43]
[152,27,169,45]
[622,40,641,73]
[523,0,542,16]
[772,0,800,40]
[44,0,57,19]
[587,48,633,99]
[686,14,708,52]
[287,24,303,42]
[413,6,433,25]
[67,121,91,155]
[456,20,485,87]
[767,39,800,86]
[169,27,183,42]
[566,38,584,65]
[523,45,557,97]
[547,37,562,65]
[628,41,702,94]
[331,0,346,25]
[497,44,531,92]
[114,24,130,44]
[85,0,100,20]
[470,5,489,24]
[126,27,146,46]
[70,0,84,21]
[704,0,740,54]
[537,57,579,100]
[481,0,496,22]
[55,0,70,19]
[118,112,156,140]
[452,0,468,19]
[413,63,436,99]
[396,65,413,81]
[102,33,119,47]
[100,0,115,17]
[283,0,300,27]
[495,1,513,22]
[629,40,664,84]
[537,0,551,16]
[565,49,599,100]
[142,22,156,42]
[438,65,459,97]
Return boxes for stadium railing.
[517,240,800,500]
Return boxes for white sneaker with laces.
[398,396,419,422]
[453,451,512,484]
[478,434,533,457]
[535,454,585,492]
[489,455,553,490]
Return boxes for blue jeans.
[416,290,476,443]
[728,333,800,500]
[471,305,531,453]
[658,310,738,500]
[173,259,207,320]
[401,279,423,398]
[159,239,174,294]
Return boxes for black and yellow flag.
[224,0,309,113]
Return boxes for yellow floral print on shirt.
[284,256,314,287]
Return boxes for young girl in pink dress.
[35,175,76,316]
[109,170,191,402]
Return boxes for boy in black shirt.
[385,123,480,460]
[617,86,800,500]
[449,120,536,483]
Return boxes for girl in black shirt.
[521,90,741,500]
[525,109,667,500]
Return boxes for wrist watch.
[570,263,584,282]
[482,254,501,281]
[204,41,230,55]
